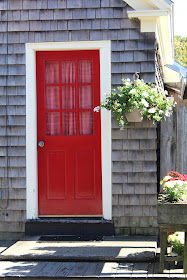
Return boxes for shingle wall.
[0,0,157,239]
[112,119,158,236]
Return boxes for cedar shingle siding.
[0,0,158,239]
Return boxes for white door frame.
[26,41,112,220]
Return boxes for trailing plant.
[95,78,175,130]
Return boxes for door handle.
[38,141,44,147]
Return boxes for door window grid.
[45,59,93,136]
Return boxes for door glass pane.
[78,60,92,83]
[79,112,93,135]
[45,61,59,84]
[79,85,93,109]
[45,86,60,110]
[62,112,76,135]
[61,61,76,84]
[62,86,76,109]
[46,112,60,136]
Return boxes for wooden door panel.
[75,151,95,199]
[47,152,66,200]
[36,50,102,216]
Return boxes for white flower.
[142,91,148,98]
[151,88,156,93]
[125,82,130,86]
[104,92,110,97]
[164,90,168,96]
[130,89,136,94]
[159,110,163,114]
[126,78,130,82]
[163,176,172,182]
[93,106,100,112]
[141,98,149,108]
[181,194,186,201]
[148,108,156,113]
[165,110,170,117]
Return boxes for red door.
[36,50,102,216]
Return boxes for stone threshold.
[0,236,157,262]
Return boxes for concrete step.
[0,235,157,262]
[25,218,114,236]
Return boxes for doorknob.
[38,141,44,147]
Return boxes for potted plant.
[158,171,187,273]
[168,231,184,257]
[94,77,175,130]
[158,171,187,225]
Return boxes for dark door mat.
[38,235,103,241]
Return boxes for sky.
[173,0,187,37]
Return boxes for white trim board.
[26,41,112,220]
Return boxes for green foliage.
[163,181,187,202]
[168,232,184,257]
[174,36,187,67]
[100,79,175,130]
[160,172,187,203]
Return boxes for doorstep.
[25,218,114,236]
[0,235,157,262]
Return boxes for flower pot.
[125,108,143,122]
[157,203,187,226]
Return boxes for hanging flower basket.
[125,108,143,123]
[96,77,175,130]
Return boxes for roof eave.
[124,0,174,69]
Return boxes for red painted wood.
[36,50,102,216]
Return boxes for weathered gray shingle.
[58,0,66,9]
[109,19,121,29]
[125,62,140,73]
[134,50,148,62]
[67,0,82,9]
[120,51,133,62]
[83,0,101,8]
[71,30,89,41]
[111,41,125,51]
[20,10,29,21]
[110,0,126,7]
[23,0,37,10]
[130,29,140,40]
[101,0,110,7]
[29,10,40,20]
[80,20,92,30]
[117,29,129,40]
[52,31,68,41]
[72,9,87,19]
[86,9,96,19]
[0,0,7,10]
[68,20,80,30]
[48,0,58,9]
[113,7,124,18]
[40,10,54,20]
[9,0,22,10]
[7,33,21,44]
[125,40,138,50]
[36,0,48,9]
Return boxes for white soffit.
[164,66,180,84]
[124,0,174,66]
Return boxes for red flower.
[168,231,174,235]
[166,171,187,182]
